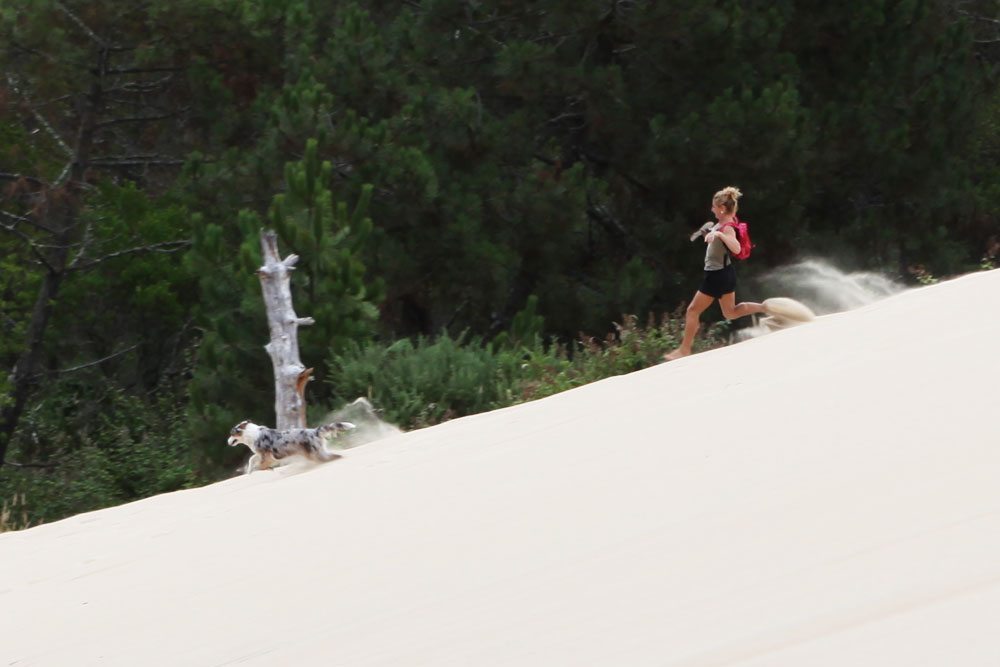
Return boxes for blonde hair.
[713,186,742,214]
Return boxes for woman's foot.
[663,348,690,362]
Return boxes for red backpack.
[721,217,753,260]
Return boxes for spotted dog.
[227,420,355,474]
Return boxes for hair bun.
[719,186,742,201]
[712,186,743,213]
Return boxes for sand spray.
[738,259,904,339]
[319,397,404,450]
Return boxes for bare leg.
[718,292,765,320]
[665,291,716,360]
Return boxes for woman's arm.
[707,227,741,255]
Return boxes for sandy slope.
[2,270,999,667]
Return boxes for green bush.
[326,333,525,429]
[326,310,726,428]
[0,381,208,531]
[513,311,726,402]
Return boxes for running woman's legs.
[665,290,716,361]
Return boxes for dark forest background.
[1,0,998,527]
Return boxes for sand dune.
[2,269,999,666]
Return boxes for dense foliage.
[1,0,997,528]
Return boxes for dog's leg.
[302,444,342,463]
[313,449,343,463]
[245,453,261,475]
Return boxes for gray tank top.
[704,223,729,270]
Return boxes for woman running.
[664,186,765,361]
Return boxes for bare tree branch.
[112,76,174,94]
[68,239,192,271]
[4,74,75,159]
[9,40,61,65]
[0,172,45,186]
[957,9,1000,26]
[96,111,183,128]
[0,209,59,235]
[105,65,187,75]
[68,218,95,269]
[0,219,58,271]
[0,216,35,242]
[34,92,76,109]
[0,210,32,226]
[31,344,139,379]
[954,5,1000,44]
[88,156,186,167]
[54,162,74,187]
[55,1,109,48]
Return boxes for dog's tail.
[317,421,355,438]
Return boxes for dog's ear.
[230,419,250,435]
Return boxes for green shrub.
[0,381,207,530]
[326,332,524,429]
[513,310,726,402]
[326,310,726,428]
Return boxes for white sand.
[3,269,999,666]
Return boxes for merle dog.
[227,420,355,474]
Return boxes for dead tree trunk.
[257,230,315,430]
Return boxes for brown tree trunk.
[0,71,102,466]
[0,246,69,466]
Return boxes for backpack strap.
[720,219,738,266]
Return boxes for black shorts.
[699,264,736,298]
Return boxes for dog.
[227,420,355,474]
[760,297,817,331]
